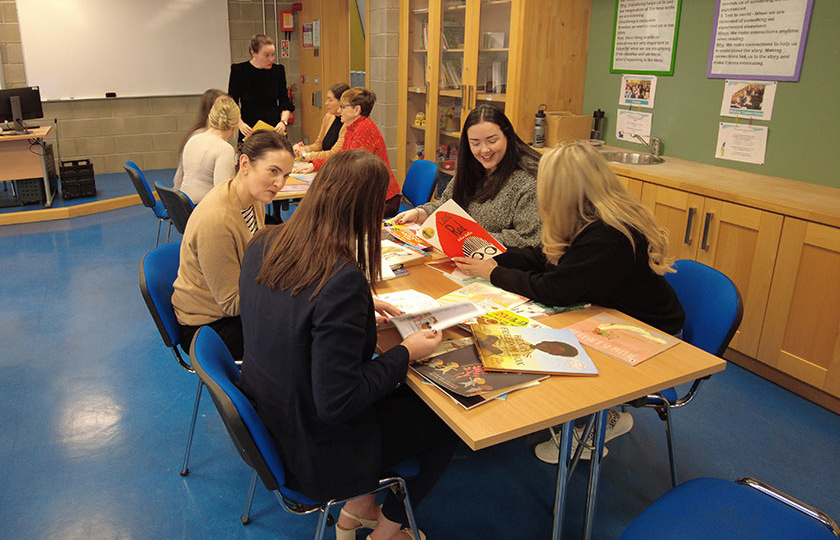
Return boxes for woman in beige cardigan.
[172,131,294,359]
[292,82,348,161]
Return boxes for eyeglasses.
[339,104,352,109]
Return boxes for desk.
[271,173,311,217]
[376,264,726,539]
[0,126,55,207]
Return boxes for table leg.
[39,138,54,207]
[551,421,573,540]
[582,409,607,539]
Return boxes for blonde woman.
[179,96,240,204]
[453,141,685,463]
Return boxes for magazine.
[418,199,506,259]
[472,324,598,375]
[567,312,680,366]
[390,302,485,338]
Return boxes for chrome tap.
[633,134,661,157]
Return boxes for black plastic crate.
[17,178,50,205]
[60,159,96,200]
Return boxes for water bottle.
[533,104,547,148]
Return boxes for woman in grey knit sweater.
[394,105,542,248]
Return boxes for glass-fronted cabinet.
[398,0,591,183]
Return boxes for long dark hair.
[254,149,389,297]
[179,88,226,154]
[452,104,539,207]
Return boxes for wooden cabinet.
[641,183,783,357]
[616,174,643,200]
[758,219,840,398]
[397,0,591,181]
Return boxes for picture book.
[410,345,545,399]
[425,259,474,284]
[418,200,506,259]
[383,223,432,251]
[390,301,485,338]
[472,324,598,376]
[567,312,680,366]
[250,119,275,133]
[381,239,428,269]
[374,289,439,314]
[511,300,591,319]
[437,281,529,311]
[470,309,548,328]
[420,377,540,410]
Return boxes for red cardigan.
[311,116,401,201]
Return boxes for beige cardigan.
[305,113,346,160]
[172,176,265,326]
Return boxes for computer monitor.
[0,86,43,134]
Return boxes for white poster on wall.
[615,109,653,142]
[720,80,777,120]
[611,0,681,75]
[619,75,657,108]
[715,123,769,165]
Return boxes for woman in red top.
[295,87,402,217]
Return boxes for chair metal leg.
[662,405,678,487]
[396,477,421,540]
[180,378,203,477]
[154,219,162,248]
[165,220,172,244]
[314,502,332,540]
[242,469,259,525]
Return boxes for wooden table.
[0,125,55,207]
[376,263,726,539]
[271,173,311,218]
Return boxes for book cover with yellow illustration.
[471,324,598,375]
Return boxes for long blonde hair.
[537,141,674,275]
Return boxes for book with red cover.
[418,199,506,259]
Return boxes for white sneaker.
[533,410,633,465]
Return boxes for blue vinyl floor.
[1,203,839,539]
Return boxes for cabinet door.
[397,0,433,180]
[617,175,643,201]
[758,219,840,398]
[641,183,705,261]
[694,199,783,356]
[434,0,469,169]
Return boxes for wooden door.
[758,219,840,398]
[694,199,783,356]
[641,183,705,261]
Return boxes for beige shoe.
[336,507,379,540]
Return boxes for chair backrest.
[401,159,438,208]
[155,182,195,235]
[125,161,156,209]
[664,260,744,357]
[190,327,319,506]
[139,242,191,370]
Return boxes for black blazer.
[490,220,685,335]
[238,239,409,501]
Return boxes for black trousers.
[179,316,244,360]
[374,385,459,527]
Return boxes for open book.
[390,302,484,338]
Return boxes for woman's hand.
[275,121,287,135]
[452,256,498,281]
[373,298,403,325]
[392,207,428,225]
[401,329,443,362]
[292,142,307,157]
[239,120,253,137]
[293,162,315,174]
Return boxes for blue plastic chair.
[154,182,195,235]
[125,161,170,247]
[139,242,204,477]
[399,159,438,213]
[643,260,743,487]
[621,477,840,539]
[190,326,422,537]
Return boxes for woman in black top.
[453,140,684,334]
[228,34,294,140]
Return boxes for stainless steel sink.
[600,151,664,165]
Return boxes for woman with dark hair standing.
[172,131,294,359]
[292,82,349,161]
[239,149,457,540]
[228,33,294,140]
[295,87,402,217]
[393,104,542,248]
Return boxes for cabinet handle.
[467,85,473,109]
[425,82,429,106]
[684,207,696,245]
[701,212,714,251]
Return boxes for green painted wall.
[350,2,365,72]
[582,1,840,188]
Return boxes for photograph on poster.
[616,109,653,142]
[619,74,657,108]
[715,123,768,165]
[720,80,777,120]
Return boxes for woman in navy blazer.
[238,149,458,540]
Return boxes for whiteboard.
[17,0,231,101]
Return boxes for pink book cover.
[567,312,680,366]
